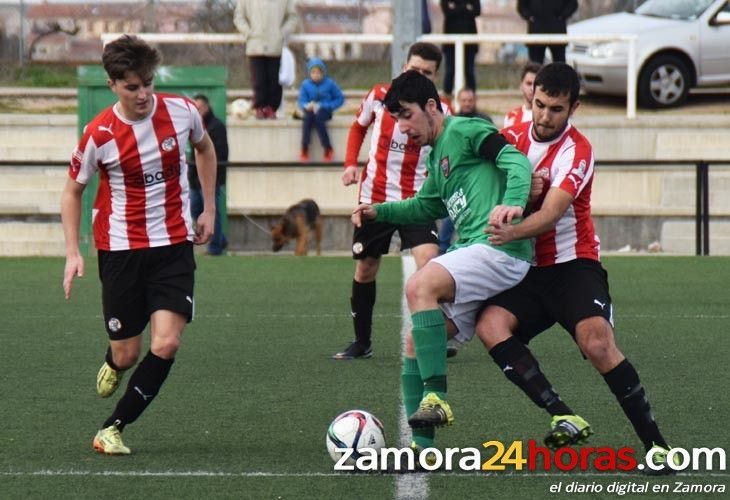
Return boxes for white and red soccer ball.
[325,410,386,465]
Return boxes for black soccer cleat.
[332,341,373,360]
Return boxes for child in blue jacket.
[298,58,344,162]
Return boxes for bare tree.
[191,0,236,32]
[28,21,79,61]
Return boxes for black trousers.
[248,56,283,111]
[528,44,566,64]
[442,43,478,95]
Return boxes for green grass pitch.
[0,255,727,499]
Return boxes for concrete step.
[0,222,65,256]
[3,112,730,163]
[0,222,64,241]
[0,240,66,256]
[0,168,67,190]
[0,190,62,214]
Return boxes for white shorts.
[432,244,530,343]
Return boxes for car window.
[715,5,730,24]
[636,0,716,20]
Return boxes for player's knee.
[113,349,140,369]
[354,259,378,282]
[151,335,181,359]
[576,318,616,361]
[404,273,433,308]
[475,306,515,349]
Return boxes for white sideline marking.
[395,256,428,500]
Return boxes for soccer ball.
[229,98,251,120]
[325,410,386,464]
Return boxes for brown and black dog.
[271,199,322,256]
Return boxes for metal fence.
[2,159,724,256]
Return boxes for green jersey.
[374,116,532,262]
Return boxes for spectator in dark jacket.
[518,0,578,63]
[440,0,480,96]
[189,94,229,255]
[422,0,432,34]
[297,57,344,163]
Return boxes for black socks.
[351,280,376,346]
[103,351,174,431]
[489,337,573,417]
[603,359,668,450]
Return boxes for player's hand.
[530,173,546,203]
[342,165,359,186]
[352,203,376,228]
[488,205,524,226]
[63,253,84,300]
[194,209,215,245]
[485,223,516,246]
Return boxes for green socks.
[411,309,448,400]
[402,356,435,448]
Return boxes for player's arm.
[479,133,532,224]
[487,187,573,246]
[372,174,447,225]
[343,89,376,185]
[352,203,376,228]
[342,122,367,185]
[192,132,217,245]
[61,178,86,300]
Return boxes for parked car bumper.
[567,53,629,96]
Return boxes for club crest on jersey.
[440,156,451,177]
[161,136,177,152]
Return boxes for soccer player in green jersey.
[352,70,533,451]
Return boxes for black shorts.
[98,242,196,340]
[352,221,438,259]
[486,258,613,343]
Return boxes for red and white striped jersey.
[345,83,450,204]
[501,121,600,266]
[69,93,205,251]
[503,104,532,128]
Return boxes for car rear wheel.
[638,55,690,108]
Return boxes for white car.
[566,0,730,108]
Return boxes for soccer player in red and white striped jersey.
[475,63,674,472]
[333,42,447,362]
[502,61,540,128]
[500,105,598,266]
[61,35,218,456]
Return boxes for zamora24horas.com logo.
[333,439,727,475]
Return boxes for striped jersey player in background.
[333,42,449,361]
[61,35,218,455]
[476,63,676,474]
[503,61,541,128]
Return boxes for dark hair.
[192,94,209,104]
[406,42,442,70]
[102,35,161,82]
[457,87,476,98]
[521,61,542,81]
[384,70,442,114]
[533,62,581,106]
